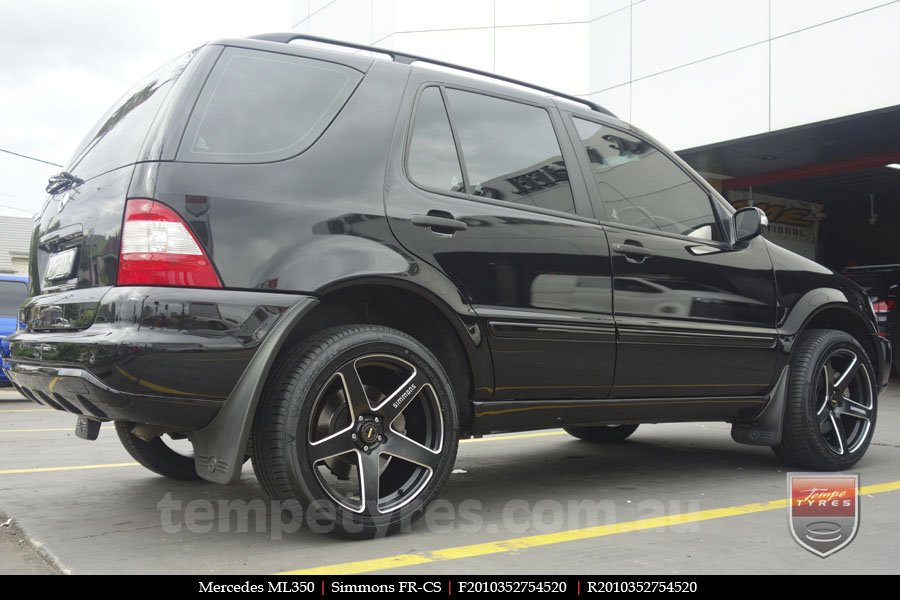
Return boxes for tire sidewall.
[795,332,877,467]
[279,328,458,538]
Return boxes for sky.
[0,0,291,218]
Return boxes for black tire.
[565,424,639,442]
[773,329,877,470]
[115,421,199,480]
[251,324,459,539]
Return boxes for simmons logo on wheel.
[788,474,859,557]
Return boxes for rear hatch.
[25,47,218,332]
[29,47,209,303]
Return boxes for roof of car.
[216,33,615,119]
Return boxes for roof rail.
[248,32,614,117]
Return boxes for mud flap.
[731,366,789,447]
[191,296,318,484]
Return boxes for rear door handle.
[612,243,653,259]
[411,213,468,234]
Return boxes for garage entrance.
[679,105,900,270]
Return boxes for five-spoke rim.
[814,348,874,455]
[306,354,444,516]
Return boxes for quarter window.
[181,49,360,163]
[407,87,464,193]
[573,118,718,239]
[445,89,575,215]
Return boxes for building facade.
[293,1,900,269]
[293,0,900,151]
[0,216,32,275]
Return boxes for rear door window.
[179,48,361,163]
[444,89,576,215]
[406,86,465,193]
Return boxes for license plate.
[44,248,77,281]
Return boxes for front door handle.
[411,212,468,235]
[612,242,653,259]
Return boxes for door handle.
[612,243,653,259]
[411,212,468,234]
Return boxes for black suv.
[8,34,890,538]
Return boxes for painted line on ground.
[461,431,566,444]
[0,462,139,475]
[276,480,900,575]
[0,426,114,433]
[0,408,54,413]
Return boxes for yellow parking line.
[277,480,900,575]
[461,431,566,444]
[0,426,114,433]
[0,409,54,413]
[0,462,138,475]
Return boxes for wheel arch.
[781,289,878,378]
[277,276,493,428]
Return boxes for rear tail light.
[118,199,221,288]
[871,299,895,313]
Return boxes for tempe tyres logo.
[789,474,859,557]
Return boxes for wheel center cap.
[357,418,382,446]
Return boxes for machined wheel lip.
[814,347,874,456]
[306,352,445,516]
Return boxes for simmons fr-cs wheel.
[774,329,877,470]
[251,324,459,539]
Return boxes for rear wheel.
[252,325,459,539]
[565,424,639,443]
[773,330,877,470]
[115,421,199,480]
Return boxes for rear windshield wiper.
[46,171,83,195]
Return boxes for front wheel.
[773,330,877,470]
[252,325,459,539]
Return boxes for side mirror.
[733,206,768,245]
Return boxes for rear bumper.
[7,286,311,430]
[8,363,220,429]
[875,334,892,392]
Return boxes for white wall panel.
[632,0,768,79]
[496,23,590,95]
[590,84,631,122]
[496,0,590,27]
[310,0,333,14]
[392,28,495,72]
[631,44,769,150]
[589,8,630,92]
[308,0,372,44]
[770,0,888,37]
[292,0,310,25]
[771,2,900,130]
[590,0,631,19]
[372,0,397,42]
[392,0,494,32]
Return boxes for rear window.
[67,50,196,179]
[0,281,27,316]
[179,48,361,163]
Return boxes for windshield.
[0,281,27,316]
